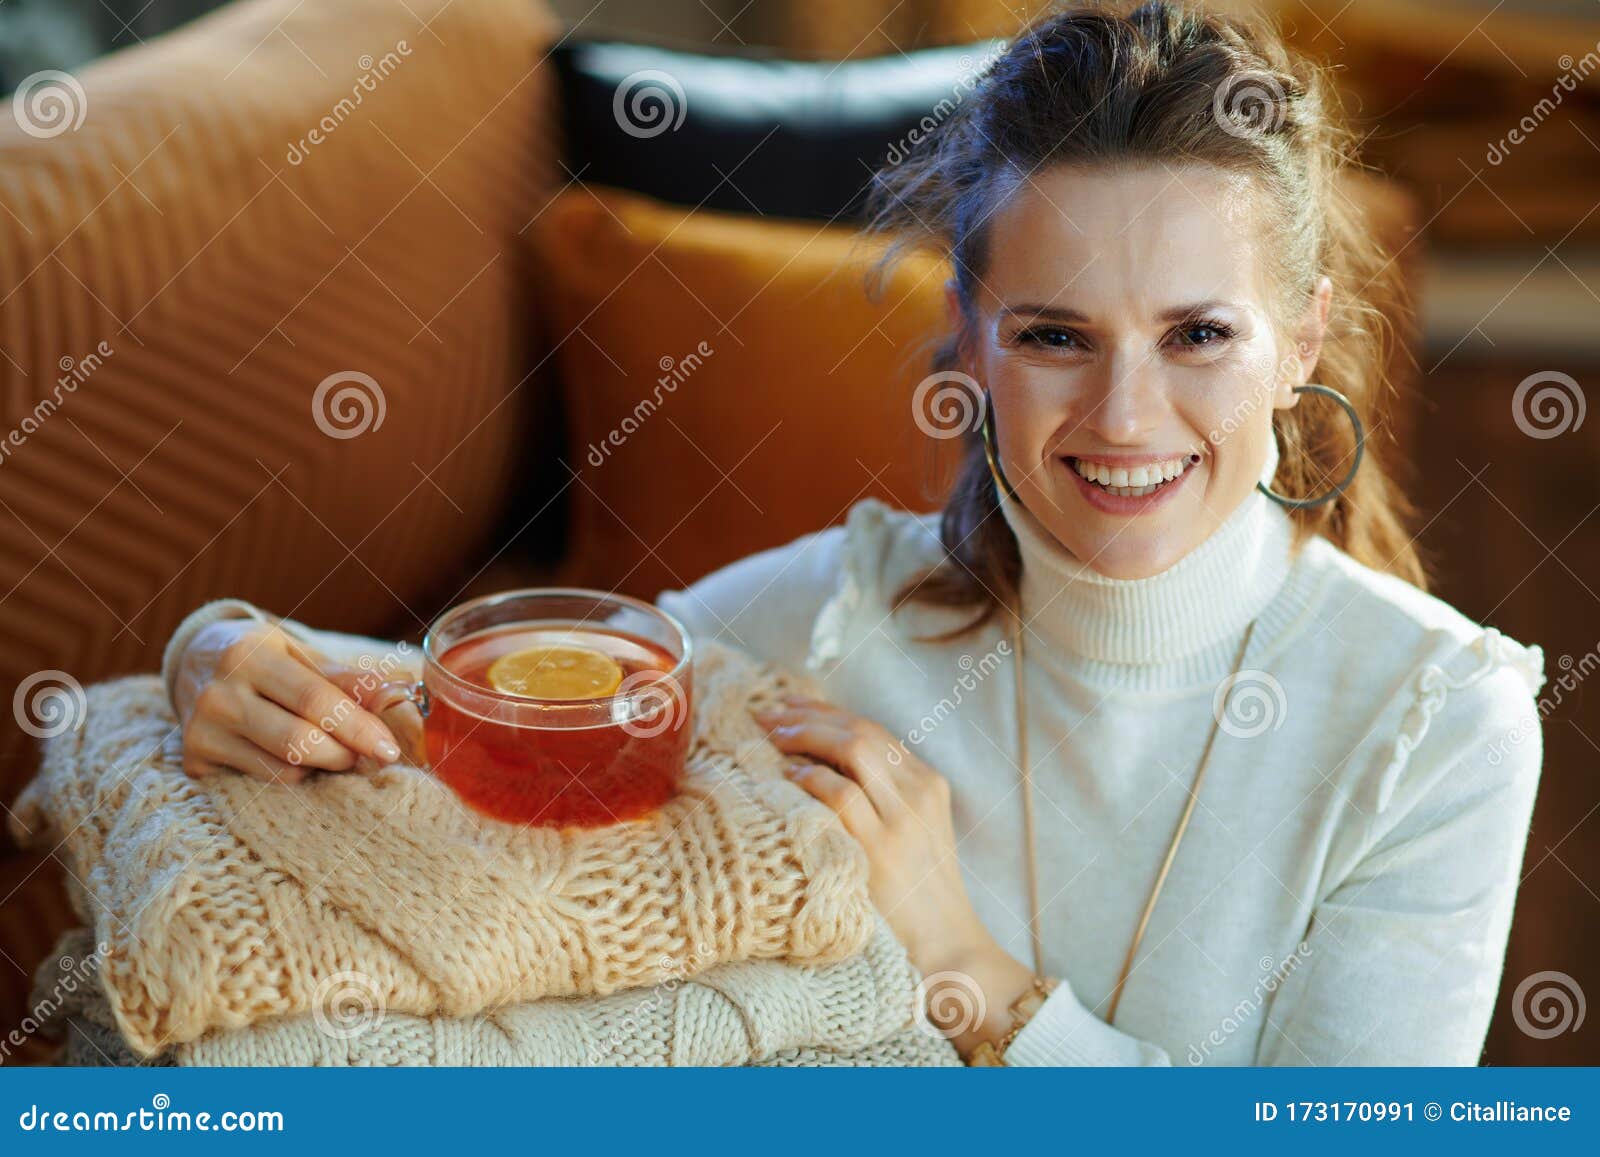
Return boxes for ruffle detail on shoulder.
[805,499,897,674]
[1372,627,1546,813]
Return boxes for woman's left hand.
[752,696,1029,1008]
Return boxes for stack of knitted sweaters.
[11,641,957,1067]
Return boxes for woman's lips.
[1061,452,1201,515]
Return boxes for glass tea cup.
[373,589,694,828]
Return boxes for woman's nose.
[1080,356,1164,444]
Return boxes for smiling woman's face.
[969,162,1330,580]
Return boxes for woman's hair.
[871,0,1426,632]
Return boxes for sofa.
[0,0,1416,1060]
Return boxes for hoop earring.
[1257,383,1366,509]
[980,393,1021,505]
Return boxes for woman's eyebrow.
[1003,300,1243,323]
[1002,303,1091,322]
[1157,300,1238,321]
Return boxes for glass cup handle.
[368,679,430,718]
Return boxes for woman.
[167,2,1545,1066]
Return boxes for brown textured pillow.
[0,0,562,824]
[528,186,952,599]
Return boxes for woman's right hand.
[175,618,404,784]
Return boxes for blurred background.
[0,0,1595,1065]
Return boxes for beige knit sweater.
[36,927,960,1067]
[11,642,879,1059]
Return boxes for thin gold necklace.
[1007,611,1258,1025]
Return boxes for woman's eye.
[1017,326,1082,350]
[1173,322,1233,348]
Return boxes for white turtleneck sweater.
[651,481,1546,1066]
[164,475,1547,1067]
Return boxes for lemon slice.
[487,645,623,701]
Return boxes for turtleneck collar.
[997,438,1303,684]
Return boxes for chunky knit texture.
[35,926,959,1067]
[10,642,876,1059]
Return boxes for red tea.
[424,624,691,828]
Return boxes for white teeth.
[1071,453,1197,495]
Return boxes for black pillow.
[551,38,1003,222]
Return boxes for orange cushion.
[530,187,952,599]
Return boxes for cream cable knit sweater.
[36,926,960,1067]
[13,643,882,1058]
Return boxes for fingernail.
[376,739,401,763]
